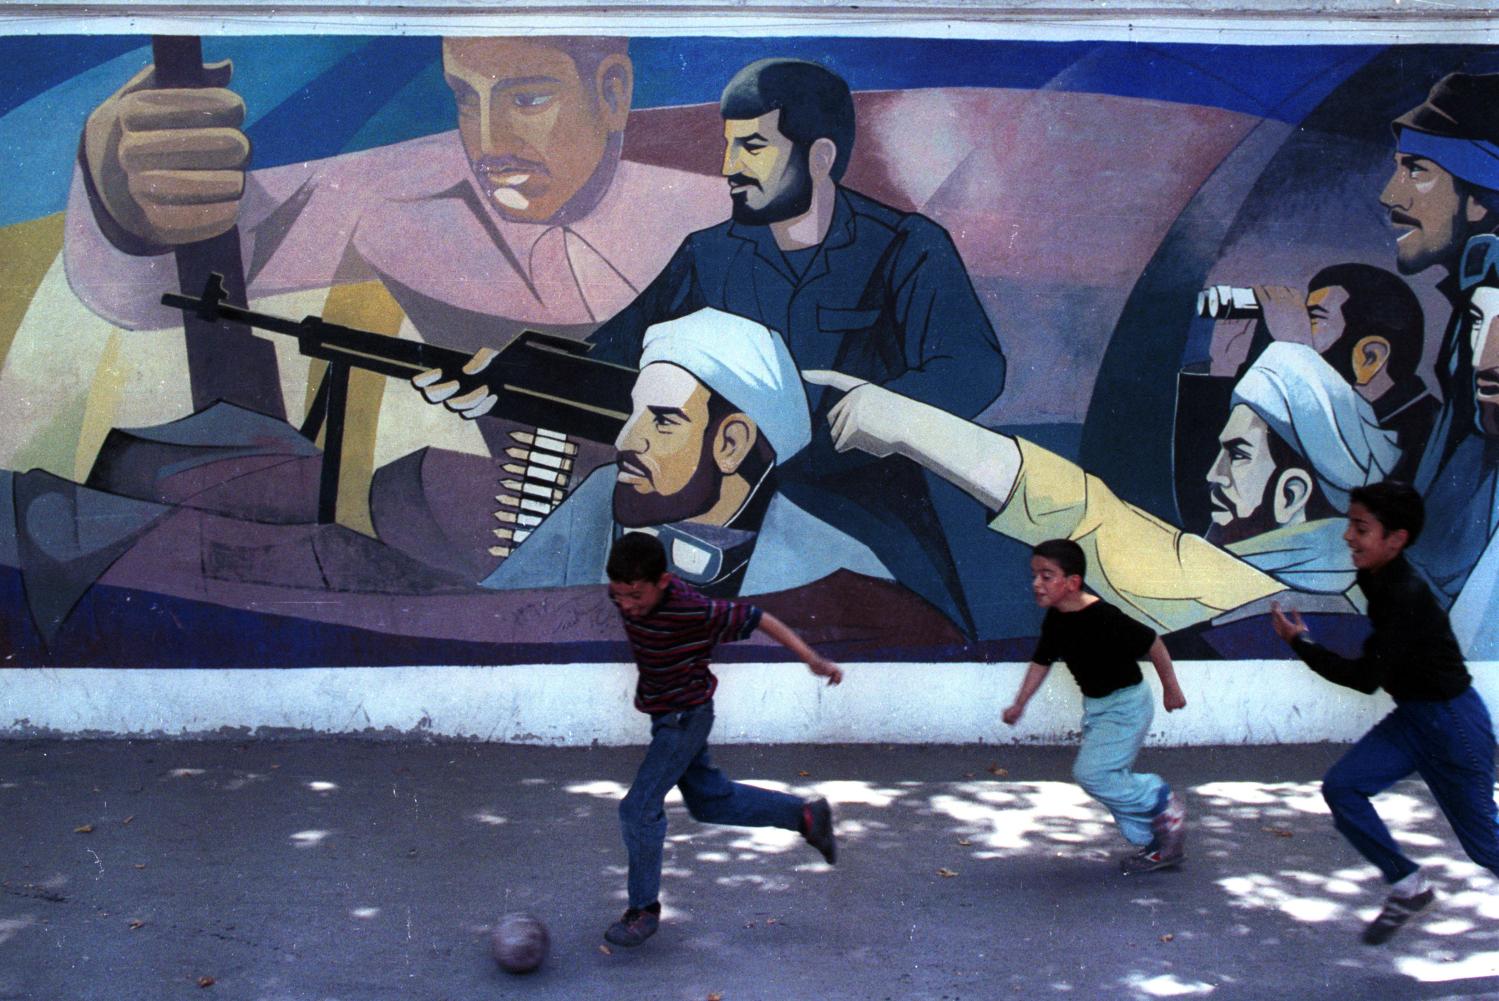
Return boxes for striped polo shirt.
[620,577,763,715]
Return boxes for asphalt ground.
[5,739,1499,1001]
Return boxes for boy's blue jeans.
[1323,685,1499,884]
[620,700,803,909]
[1074,681,1169,847]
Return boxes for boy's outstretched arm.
[1270,601,1383,694]
[757,612,843,686]
[1002,663,1051,725]
[1148,637,1187,711]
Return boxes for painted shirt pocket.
[816,306,881,332]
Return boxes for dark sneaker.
[802,797,837,864]
[604,906,660,947]
[1120,842,1184,874]
[1151,791,1187,859]
[1362,888,1435,945]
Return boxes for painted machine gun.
[162,273,635,525]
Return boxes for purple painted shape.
[370,446,510,583]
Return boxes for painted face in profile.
[1380,153,1469,276]
[1466,285,1499,437]
[1205,404,1281,543]
[612,362,724,527]
[1305,285,1350,355]
[721,109,813,226]
[443,37,629,224]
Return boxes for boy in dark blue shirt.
[1004,539,1189,873]
[1272,480,1498,945]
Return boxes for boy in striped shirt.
[603,531,843,947]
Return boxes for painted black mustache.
[1389,209,1421,229]
[475,155,549,177]
[725,173,762,190]
[616,451,651,481]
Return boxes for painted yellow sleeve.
[988,437,1284,633]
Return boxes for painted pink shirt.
[63,129,728,350]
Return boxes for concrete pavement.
[5,739,1499,1001]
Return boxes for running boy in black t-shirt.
[1003,539,1189,873]
[1271,481,1499,945]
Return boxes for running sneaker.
[1151,791,1187,858]
[604,905,660,947]
[1362,888,1435,945]
[802,797,837,865]
[1120,841,1185,874]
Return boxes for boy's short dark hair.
[607,532,667,582]
[1032,538,1087,580]
[1349,480,1425,544]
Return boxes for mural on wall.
[1,33,1497,666]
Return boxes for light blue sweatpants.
[1073,681,1168,846]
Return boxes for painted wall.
[8,662,1499,745]
[2,28,1498,738]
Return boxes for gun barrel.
[160,281,635,446]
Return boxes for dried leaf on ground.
[74,825,93,834]
[708,994,723,1001]
[1160,933,1175,943]
[128,919,145,930]
[133,864,146,870]
[598,944,612,956]
[987,764,1009,777]
[196,976,215,988]
[957,839,972,847]
[122,816,135,826]
[1262,827,1294,838]
[797,770,810,777]
[937,867,958,878]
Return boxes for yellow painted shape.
[0,212,66,377]
[307,280,407,537]
[75,331,126,482]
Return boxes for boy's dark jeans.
[621,700,803,909]
[1323,686,1499,884]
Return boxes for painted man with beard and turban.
[479,307,891,596]
[439,57,1006,638]
[806,341,1400,634]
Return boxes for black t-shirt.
[1291,554,1470,702]
[1031,599,1156,699]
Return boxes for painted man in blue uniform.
[586,58,1007,636]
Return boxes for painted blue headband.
[1398,128,1499,194]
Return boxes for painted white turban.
[1231,341,1402,511]
[638,308,812,463]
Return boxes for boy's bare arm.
[1148,637,1187,712]
[757,612,843,686]
[1002,663,1051,725]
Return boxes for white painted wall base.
[7,661,1496,744]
